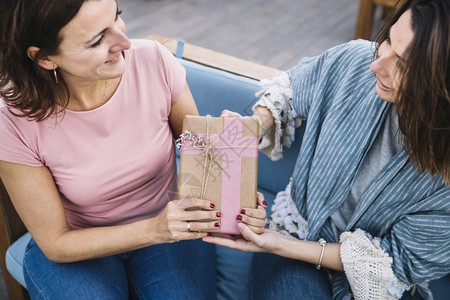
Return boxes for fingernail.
[236,215,242,220]
[210,203,215,209]
[240,209,246,214]
[216,212,222,218]
[262,201,268,207]
[214,222,220,228]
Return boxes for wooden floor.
[0,1,385,299]
[118,0,383,71]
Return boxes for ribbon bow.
[176,116,232,199]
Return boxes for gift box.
[177,115,259,234]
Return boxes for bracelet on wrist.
[316,238,327,270]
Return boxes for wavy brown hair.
[375,0,450,185]
[0,0,85,121]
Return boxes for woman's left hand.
[202,223,285,254]
[214,192,267,239]
[236,192,267,234]
[202,190,285,254]
[203,192,272,246]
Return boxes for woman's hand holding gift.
[235,192,267,235]
[221,108,274,139]
[202,190,289,255]
[203,192,273,246]
[154,197,221,243]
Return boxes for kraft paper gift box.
[177,115,259,235]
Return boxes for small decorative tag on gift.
[177,115,259,234]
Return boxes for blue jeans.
[23,238,217,300]
[249,253,332,299]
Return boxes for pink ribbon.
[178,117,258,234]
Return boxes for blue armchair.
[0,35,448,300]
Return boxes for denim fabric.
[23,238,217,300]
[249,253,332,299]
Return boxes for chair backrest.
[178,59,305,195]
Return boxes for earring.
[53,68,58,83]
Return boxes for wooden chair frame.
[147,34,281,81]
[0,178,29,299]
[354,0,405,40]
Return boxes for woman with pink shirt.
[0,0,266,299]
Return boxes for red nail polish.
[216,212,222,218]
[210,203,215,208]
[262,201,268,207]
[236,215,242,220]
[214,222,220,227]
[240,209,246,214]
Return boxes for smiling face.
[369,9,415,103]
[48,0,131,85]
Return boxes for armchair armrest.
[0,178,28,299]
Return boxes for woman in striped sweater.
[203,0,449,299]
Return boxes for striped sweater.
[286,40,450,299]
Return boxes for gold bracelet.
[316,238,327,269]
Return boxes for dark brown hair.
[375,0,450,184]
[0,0,85,121]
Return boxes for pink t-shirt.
[0,39,186,229]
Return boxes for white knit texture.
[340,229,410,300]
[252,72,302,161]
[267,179,309,239]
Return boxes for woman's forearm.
[0,162,155,263]
[253,106,275,139]
[43,218,156,263]
[42,198,217,263]
[273,236,344,271]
